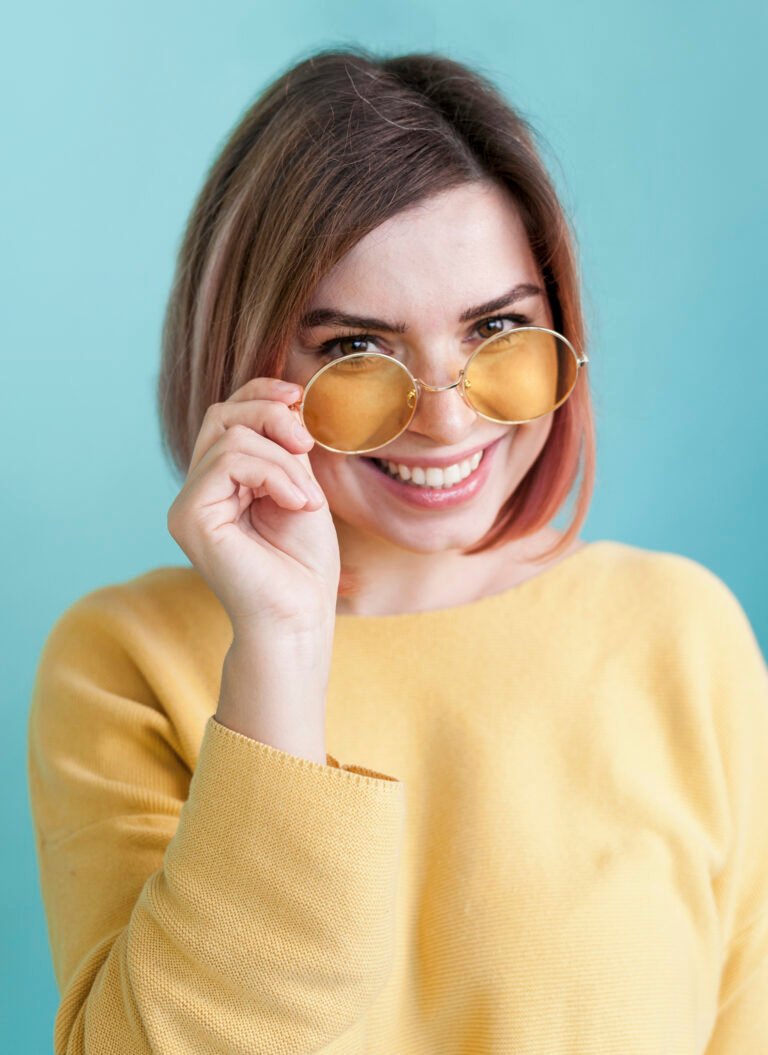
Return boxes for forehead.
[311,182,540,311]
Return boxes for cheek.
[307,448,350,487]
[494,418,552,480]
[514,415,554,463]
[308,450,369,514]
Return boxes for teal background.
[4,1,766,1045]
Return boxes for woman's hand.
[166,376,340,639]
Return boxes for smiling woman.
[156,48,596,610]
[276,181,590,603]
[28,43,768,1055]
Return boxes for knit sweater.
[27,539,768,1054]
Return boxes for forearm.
[215,629,333,765]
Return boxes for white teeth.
[378,449,484,488]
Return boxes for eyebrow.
[298,282,545,335]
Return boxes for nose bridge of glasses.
[414,376,464,393]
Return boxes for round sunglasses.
[288,325,588,455]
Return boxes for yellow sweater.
[27,539,768,1054]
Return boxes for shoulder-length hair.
[157,46,596,596]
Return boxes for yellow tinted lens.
[302,354,416,453]
[464,328,578,422]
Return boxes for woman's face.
[283,180,557,555]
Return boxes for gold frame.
[290,325,589,455]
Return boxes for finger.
[226,376,303,405]
[189,389,311,476]
[190,425,324,507]
[216,399,313,457]
[193,450,312,513]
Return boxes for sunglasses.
[289,325,588,455]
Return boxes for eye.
[312,334,383,361]
[474,313,531,340]
[311,312,534,362]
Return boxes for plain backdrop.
[3,0,766,1045]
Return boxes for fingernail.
[293,422,311,442]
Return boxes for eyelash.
[310,313,533,360]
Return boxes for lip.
[357,434,506,510]
[363,437,501,469]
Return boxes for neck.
[333,518,567,617]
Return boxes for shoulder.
[31,566,231,756]
[38,564,229,669]
[591,539,750,619]
[591,539,764,674]
[60,563,212,618]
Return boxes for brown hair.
[157,45,596,594]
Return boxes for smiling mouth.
[359,431,512,488]
[362,449,485,488]
[349,433,511,510]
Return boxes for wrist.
[216,638,330,764]
[228,621,334,668]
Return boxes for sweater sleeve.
[27,592,406,1055]
[697,569,768,1052]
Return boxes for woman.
[28,47,768,1054]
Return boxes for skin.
[283,180,586,616]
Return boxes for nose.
[406,365,478,447]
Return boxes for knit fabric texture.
[27,539,768,1053]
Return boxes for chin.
[335,504,502,554]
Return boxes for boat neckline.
[334,538,614,622]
